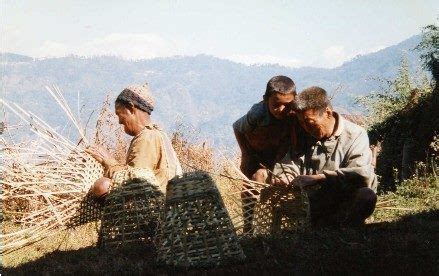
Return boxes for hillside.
[0,35,424,146]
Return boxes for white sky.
[1,0,437,68]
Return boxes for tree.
[356,57,431,127]
[416,20,439,79]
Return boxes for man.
[271,86,378,227]
[233,75,298,232]
[86,83,182,199]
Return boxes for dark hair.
[296,86,332,113]
[263,75,296,101]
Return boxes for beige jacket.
[106,124,182,187]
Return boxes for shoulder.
[248,101,266,115]
[338,116,370,153]
[132,125,163,145]
[339,115,367,140]
[233,101,270,132]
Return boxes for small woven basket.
[155,171,245,267]
[252,186,309,235]
[99,167,164,247]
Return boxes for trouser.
[309,186,377,228]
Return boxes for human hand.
[271,173,294,186]
[291,174,326,189]
[85,146,117,168]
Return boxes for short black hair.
[296,86,332,113]
[263,75,296,101]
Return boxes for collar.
[144,123,157,130]
[331,111,344,138]
[134,123,159,138]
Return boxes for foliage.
[355,22,439,189]
[356,57,432,127]
[416,20,439,74]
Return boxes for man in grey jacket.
[271,86,378,227]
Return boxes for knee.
[356,187,377,204]
[251,168,268,183]
[354,187,377,213]
[91,177,111,199]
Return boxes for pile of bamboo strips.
[1,86,104,254]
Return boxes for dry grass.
[2,222,100,267]
[93,94,127,164]
[170,124,215,173]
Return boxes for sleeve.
[322,129,377,192]
[272,150,302,181]
[126,132,162,170]
[105,132,162,178]
[233,103,265,134]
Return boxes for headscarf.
[116,83,155,114]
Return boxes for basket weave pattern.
[99,168,164,247]
[252,186,309,235]
[156,171,245,267]
[67,156,104,227]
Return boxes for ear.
[325,107,332,118]
[127,103,136,114]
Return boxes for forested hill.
[0,35,424,146]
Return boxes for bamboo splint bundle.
[155,171,245,267]
[0,86,107,254]
[99,167,164,247]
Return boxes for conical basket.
[156,171,245,267]
[99,167,164,247]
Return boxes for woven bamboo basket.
[99,167,164,247]
[252,185,309,235]
[155,171,245,267]
[67,156,105,227]
[68,193,103,227]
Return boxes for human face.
[267,93,295,120]
[115,103,136,136]
[298,108,332,140]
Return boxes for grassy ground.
[2,176,438,275]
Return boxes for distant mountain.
[0,35,425,146]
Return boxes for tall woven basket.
[99,168,164,247]
[156,171,245,267]
[252,186,309,235]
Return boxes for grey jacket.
[273,112,378,192]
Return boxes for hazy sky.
[1,0,437,68]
